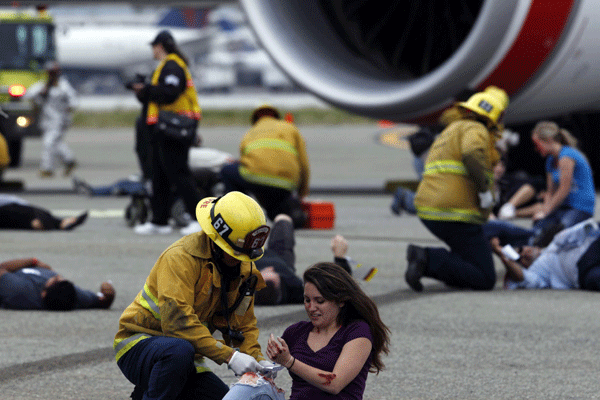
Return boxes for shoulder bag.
[157,110,197,145]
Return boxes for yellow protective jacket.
[146,53,202,125]
[0,132,10,169]
[414,119,498,224]
[113,232,266,372]
[239,116,310,197]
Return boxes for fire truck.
[0,6,55,166]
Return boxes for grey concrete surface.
[1,125,600,399]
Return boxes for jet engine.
[241,0,600,125]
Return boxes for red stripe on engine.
[478,0,576,95]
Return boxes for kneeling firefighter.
[405,88,509,292]
[114,191,278,399]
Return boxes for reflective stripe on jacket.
[113,232,266,370]
[414,119,497,224]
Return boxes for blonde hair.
[532,120,578,148]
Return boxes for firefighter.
[219,104,310,228]
[405,88,509,292]
[114,191,277,400]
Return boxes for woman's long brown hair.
[303,262,391,374]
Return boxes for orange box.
[301,201,335,229]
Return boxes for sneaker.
[134,221,172,235]
[39,169,54,178]
[498,203,516,220]
[62,211,89,231]
[180,221,202,235]
[63,160,77,177]
[405,244,428,292]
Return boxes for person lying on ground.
[0,194,87,231]
[490,218,600,290]
[0,258,115,310]
[254,213,353,305]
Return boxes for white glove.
[478,190,494,209]
[228,351,264,376]
[498,203,516,220]
[258,360,281,378]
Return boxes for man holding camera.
[114,192,276,400]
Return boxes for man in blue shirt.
[0,258,115,310]
[491,219,600,290]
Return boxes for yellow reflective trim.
[195,360,211,373]
[417,206,485,224]
[239,166,296,190]
[423,160,468,176]
[140,284,161,320]
[114,334,151,361]
[243,138,298,156]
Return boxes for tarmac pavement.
[1,125,600,399]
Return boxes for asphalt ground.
[2,125,600,399]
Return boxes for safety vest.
[146,53,201,125]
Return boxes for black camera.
[125,73,147,90]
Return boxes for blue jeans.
[483,207,593,247]
[532,207,592,240]
[90,179,147,196]
[117,336,229,400]
[222,380,285,400]
[420,219,496,290]
[482,220,534,248]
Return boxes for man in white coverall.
[26,61,78,177]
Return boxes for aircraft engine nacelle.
[240,0,600,125]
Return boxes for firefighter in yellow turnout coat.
[405,88,509,292]
[220,105,310,228]
[115,192,277,400]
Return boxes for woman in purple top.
[222,262,390,400]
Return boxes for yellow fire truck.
[0,6,55,166]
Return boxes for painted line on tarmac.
[53,209,125,218]
[0,285,449,383]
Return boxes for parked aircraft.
[50,6,212,90]
[237,0,600,183]
[51,4,292,93]
[4,1,600,180]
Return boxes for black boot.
[405,244,428,292]
[130,386,143,400]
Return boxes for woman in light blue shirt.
[530,121,595,237]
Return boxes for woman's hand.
[266,333,292,367]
